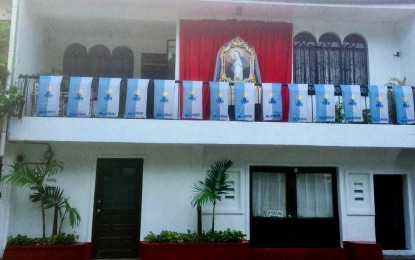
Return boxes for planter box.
[140,241,250,260]
[3,242,91,260]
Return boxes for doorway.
[92,158,143,259]
[250,166,339,248]
[374,175,406,249]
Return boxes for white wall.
[398,13,415,86]
[11,8,407,85]
[13,1,52,78]
[2,143,412,243]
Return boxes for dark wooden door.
[250,166,339,248]
[92,158,143,259]
[374,175,406,249]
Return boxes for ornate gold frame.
[219,36,256,83]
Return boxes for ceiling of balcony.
[29,0,415,24]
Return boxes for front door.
[374,175,406,249]
[250,166,339,248]
[92,158,143,259]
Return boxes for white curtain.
[252,172,286,217]
[296,173,333,218]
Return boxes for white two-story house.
[0,0,415,259]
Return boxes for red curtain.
[179,19,293,121]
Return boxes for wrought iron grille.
[294,32,368,85]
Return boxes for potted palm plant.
[1,155,88,260]
[140,159,249,260]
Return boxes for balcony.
[7,76,415,148]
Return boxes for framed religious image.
[219,36,257,83]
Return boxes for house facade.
[1,0,415,259]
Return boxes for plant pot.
[3,242,91,260]
[140,241,250,260]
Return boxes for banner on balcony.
[96,78,121,118]
[340,85,363,123]
[234,82,255,121]
[182,81,203,119]
[288,84,309,122]
[368,85,389,124]
[154,80,176,119]
[125,79,149,119]
[315,84,335,123]
[36,76,62,117]
[210,81,229,121]
[66,77,92,117]
[262,83,282,121]
[393,86,415,124]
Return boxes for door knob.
[97,209,101,213]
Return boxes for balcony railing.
[15,75,414,124]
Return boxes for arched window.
[293,32,317,84]
[63,43,88,76]
[89,45,111,78]
[111,46,134,78]
[317,33,341,85]
[343,34,368,85]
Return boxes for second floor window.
[294,32,368,85]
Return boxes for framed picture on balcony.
[219,36,257,83]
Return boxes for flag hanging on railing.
[262,83,282,121]
[234,82,255,121]
[314,84,335,123]
[288,84,309,122]
[340,85,363,123]
[36,76,62,117]
[66,77,93,117]
[368,85,389,124]
[125,79,149,119]
[393,86,415,124]
[182,81,203,119]
[96,78,121,118]
[154,80,176,119]
[209,81,229,121]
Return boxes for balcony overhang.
[7,117,415,148]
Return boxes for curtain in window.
[252,172,286,217]
[179,20,293,120]
[296,173,333,218]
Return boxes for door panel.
[92,159,143,259]
[250,166,339,248]
[374,175,406,249]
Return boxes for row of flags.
[36,76,415,124]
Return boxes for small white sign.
[264,210,284,218]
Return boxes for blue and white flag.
[125,79,149,119]
[234,82,255,121]
[210,81,229,121]
[96,78,121,118]
[262,83,282,121]
[154,80,176,119]
[66,77,92,117]
[340,85,363,123]
[314,84,335,122]
[368,85,389,124]
[288,84,309,122]
[182,81,203,119]
[393,86,415,124]
[36,76,62,117]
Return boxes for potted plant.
[1,154,88,260]
[140,159,249,260]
